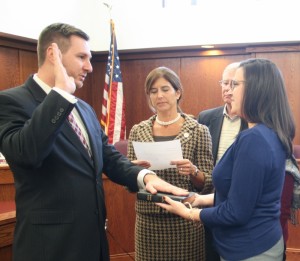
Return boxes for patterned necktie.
[68,113,92,157]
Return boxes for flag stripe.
[101,20,126,144]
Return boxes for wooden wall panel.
[0,47,20,90]
[179,54,249,117]
[0,166,15,201]
[88,60,107,121]
[0,167,15,201]
[19,50,37,84]
[75,75,92,105]
[0,167,15,261]
[103,178,136,257]
[287,221,300,261]
[254,52,300,144]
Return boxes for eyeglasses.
[219,80,245,90]
[219,80,231,88]
[230,80,246,90]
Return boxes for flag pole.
[100,9,126,144]
[102,2,113,134]
[106,19,115,134]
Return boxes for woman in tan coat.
[128,66,214,261]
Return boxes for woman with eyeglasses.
[157,58,295,261]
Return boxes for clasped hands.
[155,193,204,222]
[155,192,213,222]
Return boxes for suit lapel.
[26,76,47,103]
[75,104,100,168]
[60,104,94,168]
[176,115,195,145]
[209,111,224,162]
[64,121,93,163]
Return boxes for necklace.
[156,113,181,126]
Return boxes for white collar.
[33,74,52,94]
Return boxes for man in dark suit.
[197,62,247,261]
[0,23,187,261]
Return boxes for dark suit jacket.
[0,76,142,261]
[198,106,224,165]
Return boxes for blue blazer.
[0,76,142,261]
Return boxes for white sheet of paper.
[132,140,183,170]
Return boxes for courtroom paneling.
[74,74,94,106]
[0,167,15,261]
[0,167,15,201]
[179,54,249,117]
[88,60,107,121]
[254,52,300,145]
[287,221,300,261]
[103,177,136,257]
[110,253,135,261]
[19,50,37,84]
[0,47,20,90]
[0,209,15,261]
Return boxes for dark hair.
[37,23,89,67]
[239,58,295,156]
[145,66,183,113]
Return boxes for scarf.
[285,157,300,225]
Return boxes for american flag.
[101,20,126,144]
